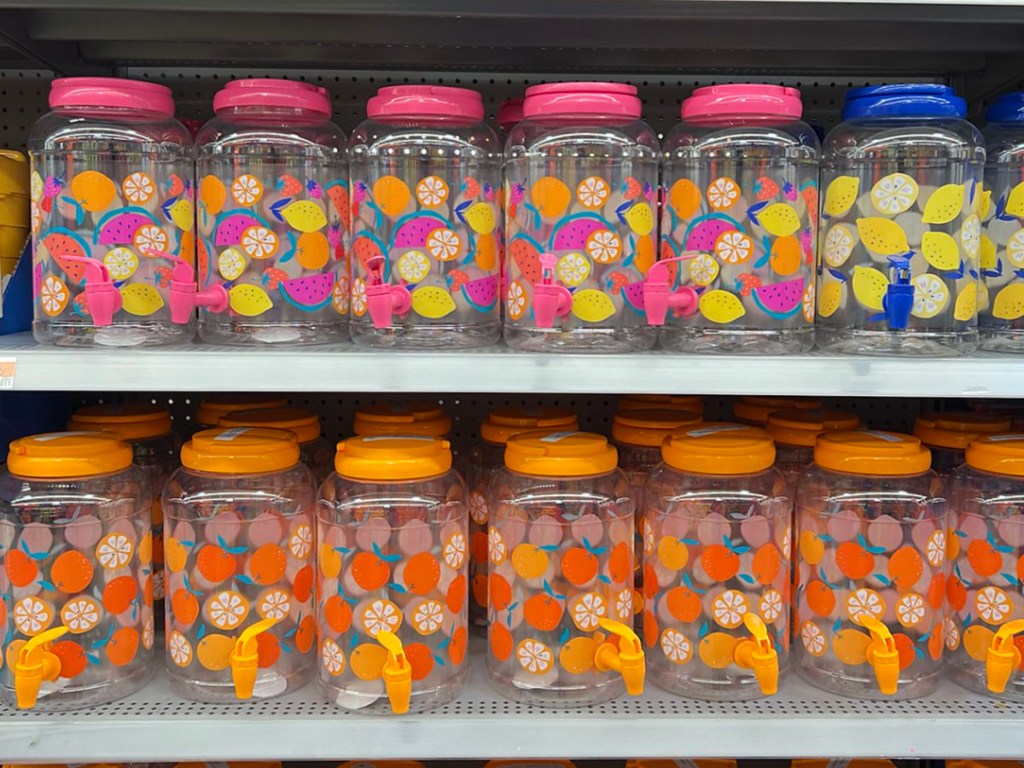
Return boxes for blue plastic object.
[0,393,70,463]
[0,238,32,335]
[882,257,914,330]
[842,84,967,120]
[985,92,1024,123]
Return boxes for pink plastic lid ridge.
[49,77,175,117]
[367,85,484,120]
[523,82,641,119]
[213,78,332,117]
[681,84,803,122]
[497,98,524,128]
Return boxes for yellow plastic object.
[334,435,452,481]
[985,618,1024,694]
[660,422,775,475]
[0,193,28,227]
[855,614,899,695]
[966,434,1024,477]
[376,630,412,714]
[611,408,702,448]
[732,395,821,425]
[229,618,280,699]
[196,395,289,427]
[480,406,578,445]
[353,401,452,437]
[593,618,645,696]
[766,408,862,448]
[7,431,133,479]
[0,149,29,194]
[914,411,1012,450]
[68,403,174,441]
[14,626,68,709]
[219,406,322,445]
[732,613,779,695]
[181,427,300,474]
[617,394,704,416]
[814,430,931,477]
[504,430,618,477]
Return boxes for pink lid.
[49,77,175,117]
[681,84,803,122]
[497,98,524,128]
[367,85,484,121]
[213,78,332,117]
[523,82,641,119]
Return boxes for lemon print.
[851,265,889,311]
[993,283,1024,320]
[823,224,855,267]
[102,247,139,280]
[920,231,959,271]
[979,280,991,313]
[977,188,993,219]
[698,632,740,669]
[856,217,909,256]
[698,290,745,324]
[571,289,616,322]
[280,201,327,233]
[961,214,981,260]
[1006,181,1024,218]
[871,172,919,215]
[623,203,655,236]
[755,203,800,237]
[30,171,43,202]
[1007,229,1024,268]
[824,176,860,217]
[977,235,996,270]
[922,183,965,225]
[167,198,194,231]
[462,202,496,234]
[911,274,950,319]
[556,252,591,287]
[411,285,457,319]
[197,633,235,671]
[954,283,978,322]
[688,253,719,287]
[119,284,165,316]
[218,248,246,280]
[832,628,872,665]
[229,284,274,317]
[397,250,431,283]
[818,281,843,318]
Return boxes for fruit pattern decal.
[794,503,947,683]
[817,170,982,332]
[504,165,657,330]
[467,471,496,631]
[0,510,153,695]
[350,169,500,325]
[979,174,1024,333]
[642,504,790,682]
[196,169,348,322]
[316,507,469,705]
[661,170,817,328]
[30,163,192,323]
[164,508,316,689]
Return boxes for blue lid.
[986,92,1024,123]
[842,84,966,120]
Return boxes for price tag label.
[0,357,15,389]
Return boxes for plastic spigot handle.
[531,252,573,328]
[856,614,899,695]
[61,255,122,326]
[733,613,779,695]
[594,618,646,696]
[884,283,914,330]
[986,619,1024,694]
[377,630,412,715]
[365,283,411,329]
[229,618,280,700]
[15,626,68,709]
[643,253,700,325]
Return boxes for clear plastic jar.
[0,432,153,710]
[162,428,318,702]
[794,431,947,699]
[817,84,985,356]
[488,431,642,707]
[732,395,821,427]
[504,83,659,352]
[466,406,578,631]
[765,408,862,482]
[947,434,1024,699]
[659,85,819,354]
[194,394,288,432]
[349,86,501,348]
[352,402,452,438]
[218,406,333,483]
[66,404,180,620]
[317,436,468,714]
[913,411,1012,475]
[643,424,790,700]
[195,79,348,345]
[980,93,1024,352]
[29,77,194,347]
[617,394,704,417]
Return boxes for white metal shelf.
[0,332,1020,397]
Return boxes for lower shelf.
[2,643,1023,761]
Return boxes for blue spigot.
[882,256,913,330]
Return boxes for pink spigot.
[143,249,227,324]
[364,256,411,329]
[644,253,701,326]
[532,253,572,328]
[61,255,122,327]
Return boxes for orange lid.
[814,430,931,476]
[504,431,617,477]
[965,434,1024,477]
[617,394,704,415]
[337,763,426,768]
[628,761,735,768]
[67,403,173,441]
[196,395,288,427]
[766,408,862,448]
[480,406,578,445]
[484,763,576,768]
[218,407,321,444]
[914,411,1012,450]
[733,395,822,425]
[334,435,452,481]
[7,432,133,478]
[612,408,703,447]
[353,401,452,437]
[181,428,300,474]
[661,422,775,475]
